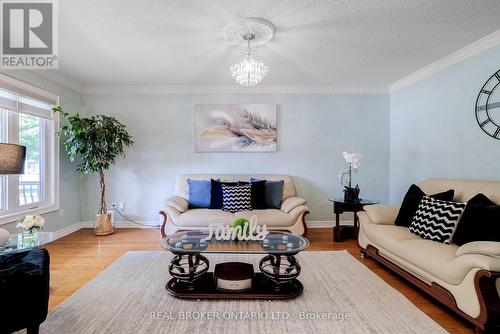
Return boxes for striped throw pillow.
[222,184,252,213]
[409,196,466,244]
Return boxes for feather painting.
[195,104,277,152]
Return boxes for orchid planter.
[338,151,362,202]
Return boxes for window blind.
[0,87,53,120]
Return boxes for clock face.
[476,70,500,140]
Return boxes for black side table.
[328,198,379,242]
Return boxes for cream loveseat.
[160,174,309,236]
[358,179,500,333]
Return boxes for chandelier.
[229,33,269,86]
[224,18,275,87]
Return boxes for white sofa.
[358,178,500,333]
[160,174,309,236]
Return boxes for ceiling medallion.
[224,18,275,87]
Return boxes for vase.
[94,213,114,236]
[21,228,41,247]
[343,185,360,202]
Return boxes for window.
[0,74,59,224]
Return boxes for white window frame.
[0,73,60,225]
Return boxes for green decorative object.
[53,106,134,235]
[231,217,250,237]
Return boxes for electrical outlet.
[111,202,125,211]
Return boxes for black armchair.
[0,248,50,334]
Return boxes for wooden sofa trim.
[159,211,168,238]
[301,211,309,237]
[361,244,500,333]
[159,210,309,238]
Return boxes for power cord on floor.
[111,205,161,229]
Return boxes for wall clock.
[476,69,500,140]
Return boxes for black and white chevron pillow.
[222,184,252,213]
[409,196,466,244]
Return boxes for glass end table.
[161,230,310,299]
[0,233,41,255]
[328,198,379,242]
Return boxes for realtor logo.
[1,0,58,68]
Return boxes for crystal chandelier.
[229,33,269,87]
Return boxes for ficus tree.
[53,106,134,215]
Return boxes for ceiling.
[46,0,500,87]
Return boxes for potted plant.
[338,151,362,202]
[53,106,134,235]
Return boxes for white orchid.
[339,151,362,188]
[16,215,45,231]
[343,151,362,169]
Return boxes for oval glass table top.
[161,230,309,255]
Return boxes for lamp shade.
[0,143,26,174]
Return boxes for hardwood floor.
[43,228,474,334]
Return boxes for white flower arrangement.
[338,151,362,187]
[16,215,45,231]
[342,151,362,169]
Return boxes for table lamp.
[0,143,26,174]
[0,143,26,244]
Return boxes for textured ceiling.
[52,0,500,86]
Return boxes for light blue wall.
[81,93,390,223]
[0,70,84,233]
[389,44,500,203]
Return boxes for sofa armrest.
[363,205,400,225]
[456,241,500,259]
[281,197,307,214]
[165,196,189,213]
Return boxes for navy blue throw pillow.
[239,180,267,209]
[452,193,500,246]
[210,179,237,209]
[394,184,454,227]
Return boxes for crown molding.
[33,70,84,93]
[25,71,388,94]
[389,29,500,93]
[82,85,388,95]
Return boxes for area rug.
[39,251,447,334]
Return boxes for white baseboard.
[44,223,85,243]
[306,220,334,228]
[79,220,160,228]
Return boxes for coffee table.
[161,230,309,299]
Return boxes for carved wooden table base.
[166,253,303,299]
